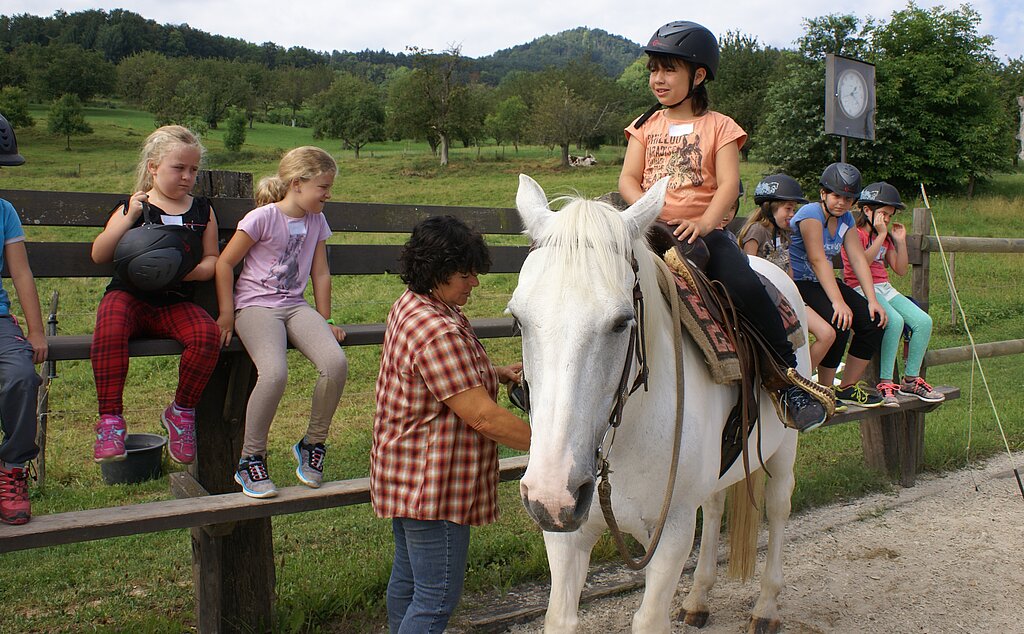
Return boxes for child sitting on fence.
[0,113,47,525]
[842,182,944,406]
[788,162,887,409]
[215,146,348,499]
[738,174,836,376]
[90,125,221,466]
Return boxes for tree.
[711,32,783,160]
[869,4,1007,192]
[37,43,116,101]
[223,108,247,152]
[48,93,93,149]
[486,95,530,151]
[398,46,469,166]
[998,57,1024,166]
[530,81,600,167]
[309,73,385,158]
[617,57,654,120]
[0,87,35,128]
[117,51,169,106]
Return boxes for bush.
[223,109,246,152]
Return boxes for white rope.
[921,184,1015,463]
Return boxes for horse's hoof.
[677,609,709,628]
[749,617,781,634]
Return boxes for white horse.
[510,175,802,634]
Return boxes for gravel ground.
[476,451,1023,633]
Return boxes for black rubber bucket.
[100,433,167,485]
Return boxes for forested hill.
[0,9,641,82]
[475,28,643,82]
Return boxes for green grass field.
[1,106,1022,633]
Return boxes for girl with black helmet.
[788,162,888,409]
[90,125,221,467]
[842,182,943,405]
[0,112,46,525]
[619,21,830,432]
[738,175,837,374]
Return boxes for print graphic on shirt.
[260,233,304,293]
[666,133,705,190]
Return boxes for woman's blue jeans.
[387,517,471,634]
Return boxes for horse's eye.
[612,318,632,334]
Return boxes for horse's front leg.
[678,489,726,627]
[631,509,699,634]
[749,436,797,634]
[542,523,602,634]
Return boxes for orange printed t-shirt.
[625,110,747,223]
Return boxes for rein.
[598,253,687,571]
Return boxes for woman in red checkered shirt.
[371,215,530,633]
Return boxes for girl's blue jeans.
[387,517,471,634]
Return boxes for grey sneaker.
[234,455,277,498]
[899,376,945,403]
[780,385,827,432]
[293,439,326,488]
[876,381,901,408]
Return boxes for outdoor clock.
[837,68,868,119]
[825,54,876,142]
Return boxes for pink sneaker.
[94,414,127,463]
[161,403,196,464]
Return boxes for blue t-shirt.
[788,202,854,282]
[0,198,27,316]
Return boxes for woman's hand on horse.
[495,362,524,385]
[831,301,853,330]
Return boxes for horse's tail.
[725,469,766,581]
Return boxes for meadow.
[0,106,1022,633]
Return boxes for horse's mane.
[531,195,636,301]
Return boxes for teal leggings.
[874,291,933,381]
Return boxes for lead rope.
[599,255,686,570]
[921,185,1024,501]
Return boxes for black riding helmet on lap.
[0,113,26,167]
[754,174,808,205]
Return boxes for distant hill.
[1,10,641,83]
[475,28,643,83]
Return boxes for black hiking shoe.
[781,385,827,432]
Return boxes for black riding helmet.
[857,182,905,210]
[819,162,862,196]
[644,21,720,80]
[0,113,26,167]
[754,174,808,205]
[634,21,719,128]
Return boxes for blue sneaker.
[234,455,277,498]
[292,439,326,488]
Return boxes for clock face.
[837,69,868,119]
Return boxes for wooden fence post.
[187,170,276,633]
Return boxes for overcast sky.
[6,0,1022,61]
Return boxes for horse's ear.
[622,176,668,241]
[516,174,553,239]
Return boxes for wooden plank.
[0,456,530,554]
[45,317,516,362]
[1,189,525,234]
[924,339,1024,366]
[822,385,959,428]
[12,242,530,278]
[921,235,1024,254]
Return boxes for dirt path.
[486,452,1023,633]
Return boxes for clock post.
[825,54,876,161]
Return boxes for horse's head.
[511,174,668,532]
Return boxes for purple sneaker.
[161,403,196,464]
[94,414,127,463]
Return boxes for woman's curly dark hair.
[400,215,492,294]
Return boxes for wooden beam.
[0,456,530,554]
[924,339,1024,366]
